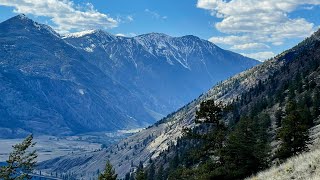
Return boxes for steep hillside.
[145,29,320,179]
[144,28,320,179]
[0,15,259,138]
[38,28,320,179]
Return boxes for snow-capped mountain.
[0,15,259,137]
[64,29,260,118]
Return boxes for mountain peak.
[136,32,172,39]
[179,35,203,42]
[148,32,170,36]
[5,13,33,24]
[1,14,61,38]
[15,14,28,20]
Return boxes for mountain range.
[0,14,259,138]
[37,26,320,179]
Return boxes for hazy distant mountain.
[63,29,260,117]
[0,14,259,137]
[0,15,153,137]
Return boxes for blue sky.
[0,0,320,61]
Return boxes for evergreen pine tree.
[136,170,146,180]
[135,161,146,180]
[222,116,270,179]
[276,101,310,160]
[186,99,227,159]
[0,134,37,180]
[98,161,117,180]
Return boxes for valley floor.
[0,136,101,162]
[0,130,135,162]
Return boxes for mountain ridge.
[63,26,259,116]
[0,14,259,138]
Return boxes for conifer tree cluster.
[276,100,312,160]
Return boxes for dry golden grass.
[246,149,320,180]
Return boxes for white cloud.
[197,0,320,55]
[198,0,319,42]
[145,9,167,20]
[230,43,270,50]
[0,0,118,33]
[127,15,134,22]
[241,51,276,61]
[209,35,251,45]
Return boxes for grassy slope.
[246,121,320,180]
[246,148,320,180]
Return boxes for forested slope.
[140,29,320,179]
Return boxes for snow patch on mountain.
[78,89,85,95]
[84,47,94,52]
[62,30,97,39]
